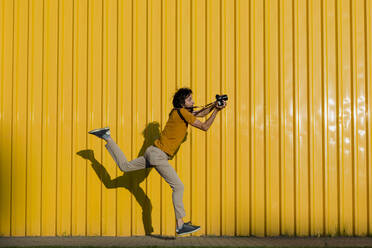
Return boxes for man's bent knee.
[118,161,131,172]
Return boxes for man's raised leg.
[89,127,146,172]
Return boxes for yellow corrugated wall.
[0,0,371,237]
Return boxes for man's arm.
[192,102,216,117]
[190,101,226,131]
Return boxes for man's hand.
[191,101,226,131]
[216,100,227,110]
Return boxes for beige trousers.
[105,139,186,219]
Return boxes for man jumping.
[88,88,226,235]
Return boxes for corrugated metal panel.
[0,0,371,237]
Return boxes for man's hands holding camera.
[215,94,227,110]
[215,100,227,110]
[191,94,227,131]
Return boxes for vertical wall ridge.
[292,0,297,235]
[25,0,30,235]
[10,0,15,236]
[306,0,311,235]
[40,0,45,236]
[320,0,326,235]
[334,0,341,235]
[85,0,89,236]
[70,0,75,236]
[363,0,370,234]
[263,0,267,237]
[277,0,282,235]
[55,0,60,236]
[349,0,356,235]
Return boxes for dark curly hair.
[172,88,193,109]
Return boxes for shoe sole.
[88,127,109,134]
[176,226,201,236]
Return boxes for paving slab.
[0,236,372,247]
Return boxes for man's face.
[183,94,194,108]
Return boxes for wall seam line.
[363,0,370,235]
[263,0,267,237]
[233,0,238,237]
[25,0,30,236]
[334,0,341,235]
[10,0,15,236]
[55,0,60,236]
[349,0,356,235]
[219,0,222,234]
[115,0,119,236]
[85,0,89,236]
[70,0,75,236]
[306,0,311,236]
[277,0,282,236]
[40,0,45,236]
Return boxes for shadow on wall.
[76,121,161,235]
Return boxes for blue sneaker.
[88,127,110,140]
[176,222,201,236]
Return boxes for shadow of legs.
[77,121,166,236]
[129,185,154,234]
[77,149,154,234]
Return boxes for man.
[88,88,226,235]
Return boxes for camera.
[216,94,228,106]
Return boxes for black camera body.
[216,94,228,106]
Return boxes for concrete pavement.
[1,236,372,247]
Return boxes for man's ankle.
[177,219,184,229]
